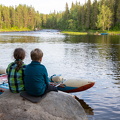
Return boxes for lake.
[0,29,120,120]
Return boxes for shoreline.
[0,29,120,35]
[61,31,120,35]
[0,28,32,33]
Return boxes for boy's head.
[31,48,43,62]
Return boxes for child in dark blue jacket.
[24,48,58,96]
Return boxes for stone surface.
[0,90,88,120]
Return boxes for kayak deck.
[0,75,95,94]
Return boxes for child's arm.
[44,67,50,85]
[6,62,13,74]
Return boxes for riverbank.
[0,28,31,32]
[61,31,88,35]
[0,28,120,35]
[61,30,120,35]
[0,90,88,120]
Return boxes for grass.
[0,27,31,32]
[107,31,120,35]
[61,30,120,35]
[61,31,87,35]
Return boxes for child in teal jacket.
[24,48,58,96]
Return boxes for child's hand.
[50,82,65,88]
[49,82,56,86]
[58,84,65,88]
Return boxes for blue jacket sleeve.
[44,66,49,85]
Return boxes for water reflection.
[75,96,94,115]
[64,34,120,79]
[64,35,120,44]
[0,30,65,43]
[0,36,40,43]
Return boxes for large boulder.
[0,90,88,120]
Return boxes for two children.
[7,48,58,96]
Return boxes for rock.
[0,90,88,120]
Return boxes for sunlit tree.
[0,5,3,29]
[2,6,10,28]
[96,5,113,30]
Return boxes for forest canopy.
[0,0,120,31]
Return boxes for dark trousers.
[25,84,58,97]
[43,84,58,95]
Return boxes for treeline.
[44,0,120,31]
[0,4,41,30]
[0,0,120,31]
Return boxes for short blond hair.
[31,48,43,61]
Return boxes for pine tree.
[9,6,16,28]
[15,5,24,28]
[77,2,81,31]
[35,11,41,29]
[22,5,29,28]
[27,6,36,30]
[69,2,80,31]
[104,0,115,28]
[0,5,2,29]
[85,0,91,29]
[62,3,70,29]
[116,0,120,27]
[81,5,86,30]
[91,0,98,29]
[2,6,10,28]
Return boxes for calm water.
[0,29,120,120]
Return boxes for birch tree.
[96,5,113,30]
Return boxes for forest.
[0,0,120,32]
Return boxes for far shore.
[0,28,31,33]
[0,29,120,35]
[61,31,120,35]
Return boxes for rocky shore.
[0,90,88,120]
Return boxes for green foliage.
[0,4,42,31]
[90,0,98,29]
[85,0,91,29]
[61,31,87,35]
[44,0,118,31]
[96,5,113,31]
[112,23,120,30]
[0,0,120,32]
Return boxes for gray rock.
[0,90,88,120]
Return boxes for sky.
[0,0,93,14]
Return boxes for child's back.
[6,48,26,93]
[24,48,57,97]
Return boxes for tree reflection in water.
[74,96,94,115]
